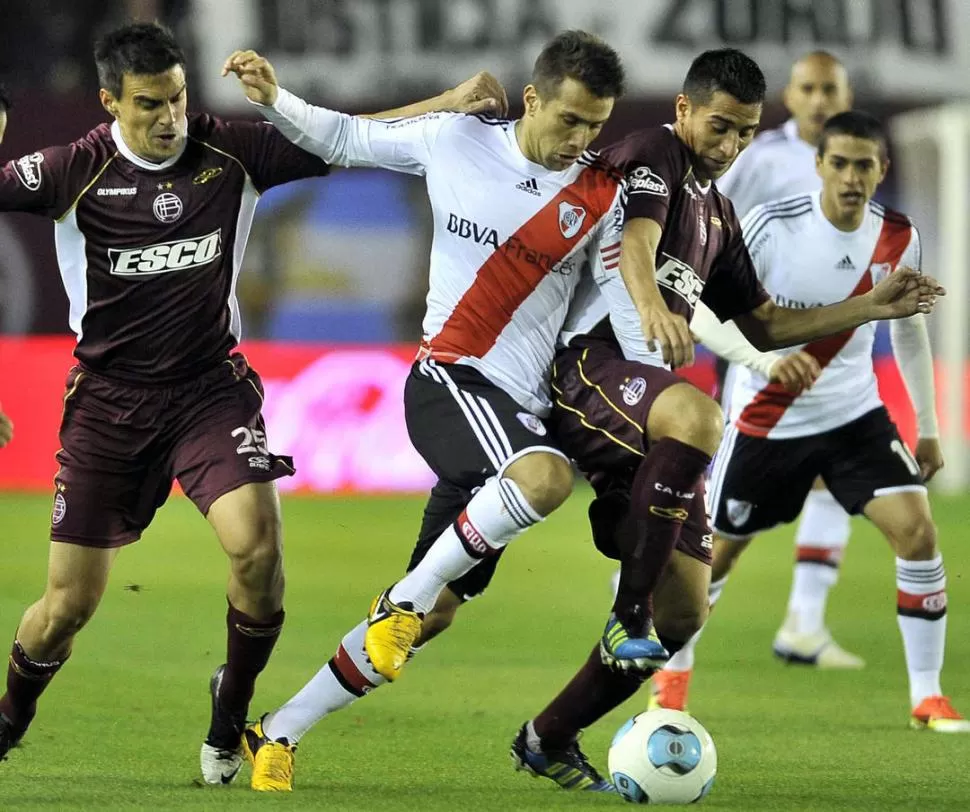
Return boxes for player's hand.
[441,71,509,117]
[222,50,280,106]
[868,266,946,319]
[0,408,13,448]
[768,352,821,394]
[641,307,694,369]
[914,437,944,482]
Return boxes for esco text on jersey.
[655,254,704,307]
[108,230,223,276]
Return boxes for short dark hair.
[94,22,186,99]
[0,84,10,111]
[532,30,625,100]
[818,111,888,159]
[683,48,766,106]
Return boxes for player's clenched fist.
[769,351,821,394]
[444,71,510,117]
[222,50,280,106]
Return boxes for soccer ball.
[608,709,717,804]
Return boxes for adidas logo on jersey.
[515,177,541,196]
[835,255,856,270]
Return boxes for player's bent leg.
[370,449,571,682]
[649,550,710,712]
[515,642,647,793]
[202,482,286,784]
[208,481,284,617]
[864,491,969,732]
[653,534,747,709]
[501,448,574,516]
[606,384,721,672]
[245,587,467,792]
[0,542,116,759]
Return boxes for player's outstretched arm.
[732,267,945,351]
[890,314,943,481]
[690,302,820,393]
[619,217,695,368]
[223,49,468,174]
[364,72,509,120]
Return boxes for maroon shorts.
[551,338,712,565]
[50,353,294,547]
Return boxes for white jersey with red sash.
[727,191,920,439]
[260,91,624,416]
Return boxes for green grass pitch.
[1,489,968,810]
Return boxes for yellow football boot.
[242,717,296,792]
[363,587,423,681]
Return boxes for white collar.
[811,189,870,237]
[110,119,186,171]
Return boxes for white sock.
[390,477,542,613]
[664,575,729,671]
[896,555,947,707]
[786,488,850,635]
[263,620,387,744]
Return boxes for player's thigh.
[405,359,566,490]
[821,407,927,518]
[549,344,681,472]
[708,424,818,540]
[172,354,294,521]
[52,368,174,547]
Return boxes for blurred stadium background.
[1,0,968,495]
[1,2,969,808]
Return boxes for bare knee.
[502,452,574,516]
[35,588,100,648]
[229,522,283,589]
[885,513,937,560]
[648,385,724,457]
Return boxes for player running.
[224,31,631,791]
[511,55,947,790]
[0,21,508,781]
[664,111,968,732]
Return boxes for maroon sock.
[0,640,67,732]
[532,645,648,749]
[612,438,711,632]
[217,602,285,718]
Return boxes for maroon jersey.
[601,126,769,322]
[0,115,330,383]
